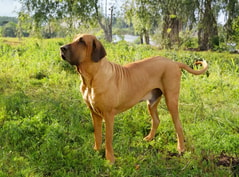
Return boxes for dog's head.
[60,34,106,66]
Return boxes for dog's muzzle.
[60,45,69,60]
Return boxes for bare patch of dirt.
[216,151,239,176]
[3,39,22,46]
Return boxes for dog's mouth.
[60,45,69,61]
[60,45,78,66]
[61,53,66,60]
[60,51,76,65]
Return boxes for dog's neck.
[77,58,112,88]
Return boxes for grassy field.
[0,37,239,176]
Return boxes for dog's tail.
[177,60,208,75]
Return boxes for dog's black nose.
[60,45,68,52]
[60,45,69,60]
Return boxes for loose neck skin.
[76,57,113,88]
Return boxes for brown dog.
[60,34,208,164]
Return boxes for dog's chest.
[81,85,103,114]
[82,87,95,104]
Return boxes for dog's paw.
[143,135,154,141]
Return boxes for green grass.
[0,37,239,176]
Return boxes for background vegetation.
[1,0,239,50]
[0,37,238,176]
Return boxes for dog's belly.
[140,88,163,104]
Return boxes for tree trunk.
[224,0,237,41]
[162,14,171,48]
[140,33,143,44]
[144,29,150,44]
[94,0,113,42]
[104,23,112,42]
[198,0,219,50]
[17,20,22,40]
[162,12,181,48]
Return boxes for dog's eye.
[79,38,85,45]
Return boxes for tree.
[2,22,17,37]
[197,0,219,50]
[0,17,18,37]
[17,12,31,39]
[124,0,199,47]
[223,0,239,41]
[19,0,96,37]
[230,16,239,42]
[94,0,115,42]
[18,0,115,41]
[159,0,198,48]
[124,0,158,44]
[58,0,97,35]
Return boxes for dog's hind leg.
[165,91,185,154]
[144,95,161,141]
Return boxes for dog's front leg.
[104,112,115,164]
[91,111,103,151]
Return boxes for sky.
[0,0,21,17]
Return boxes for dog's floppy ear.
[91,39,106,62]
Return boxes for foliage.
[0,37,239,176]
[123,0,239,49]
[0,16,17,26]
[0,16,18,37]
[231,16,239,43]
[18,0,98,37]
[124,0,158,44]
[18,0,116,40]
[223,0,239,41]
[1,22,17,37]
[4,0,236,50]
